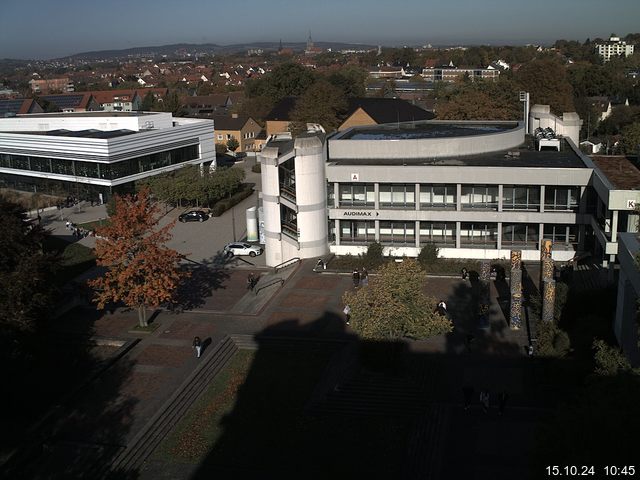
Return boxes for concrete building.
[0,111,215,201]
[421,65,500,83]
[596,35,634,62]
[212,114,262,152]
[258,115,640,269]
[29,77,74,94]
[613,233,640,366]
[90,90,142,112]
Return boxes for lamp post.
[519,91,530,134]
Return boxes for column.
[456,221,461,249]
[415,183,420,211]
[374,183,379,210]
[510,268,522,330]
[375,219,380,241]
[611,210,619,243]
[542,278,556,323]
[334,219,340,246]
[497,222,503,251]
[333,182,339,208]
[415,220,420,248]
[497,185,503,212]
[539,185,545,213]
[456,184,462,211]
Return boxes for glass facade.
[0,145,199,181]
[420,184,456,209]
[460,222,498,248]
[502,186,540,211]
[543,224,579,250]
[545,186,579,211]
[419,222,456,246]
[278,157,296,202]
[379,184,415,208]
[280,204,298,239]
[461,185,498,210]
[502,223,539,248]
[340,220,376,244]
[379,221,415,245]
[339,183,375,207]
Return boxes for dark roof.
[40,93,94,110]
[265,97,297,121]
[345,97,435,124]
[212,114,251,130]
[0,98,41,116]
[592,156,640,190]
[182,94,231,107]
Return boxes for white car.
[224,242,263,257]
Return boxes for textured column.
[510,250,522,271]
[541,239,552,260]
[480,260,491,281]
[510,268,522,329]
[542,278,556,322]
[540,239,553,288]
[542,257,554,283]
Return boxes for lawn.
[156,345,413,477]
[77,218,110,231]
[43,236,96,286]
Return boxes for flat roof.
[2,129,138,139]
[329,137,587,168]
[592,156,640,190]
[15,111,157,118]
[339,122,516,140]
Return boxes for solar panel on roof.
[42,95,84,109]
[0,100,25,114]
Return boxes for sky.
[1,0,639,59]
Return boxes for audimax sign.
[343,211,380,217]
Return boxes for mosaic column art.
[510,249,522,271]
[510,267,522,329]
[542,278,556,323]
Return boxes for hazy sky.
[1,0,639,59]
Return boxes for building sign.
[627,199,636,209]
[350,173,359,181]
[343,211,379,217]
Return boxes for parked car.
[224,242,263,257]
[178,210,208,222]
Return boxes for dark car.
[178,210,208,222]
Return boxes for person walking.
[247,273,256,291]
[352,269,360,287]
[435,300,447,316]
[480,390,490,413]
[343,305,351,325]
[361,268,369,287]
[193,336,202,358]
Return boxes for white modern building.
[259,113,640,268]
[0,111,215,200]
[596,35,635,62]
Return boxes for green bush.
[536,320,571,357]
[362,242,384,269]
[210,187,254,216]
[251,163,261,173]
[417,242,439,268]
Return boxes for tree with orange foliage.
[89,187,186,327]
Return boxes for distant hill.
[60,41,377,60]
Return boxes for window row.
[335,183,579,211]
[338,220,578,249]
[0,145,199,180]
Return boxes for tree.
[290,79,347,133]
[437,78,521,120]
[139,91,157,111]
[514,58,575,114]
[417,242,439,268]
[342,259,453,340]
[89,187,186,327]
[327,66,367,97]
[245,62,316,102]
[620,121,640,154]
[226,136,240,152]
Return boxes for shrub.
[536,320,571,357]
[106,195,117,217]
[417,242,439,268]
[210,186,254,217]
[361,242,384,269]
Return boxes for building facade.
[596,35,634,62]
[259,118,640,268]
[421,66,499,83]
[0,111,215,201]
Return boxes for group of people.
[463,386,509,415]
[65,220,93,239]
[352,268,368,288]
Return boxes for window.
[279,157,296,201]
[379,221,415,245]
[461,185,498,210]
[419,222,456,246]
[460,223,498,248]
[543,224,578,250]
[339,183,375,207]
[503,186,540,211]
[340,220,376,244]
[280,204,297,239]
[502,224,539,248]
[420,184,456,209]
[545,186,579,211]
[379,184,415,208]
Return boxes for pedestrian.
[480,390,490,413]
[435,300,447,316]
[528,344,534,357]
[498,391,508,416]
[463,385,474,410]
[461,267,468,280]
[65,220,70,230]
[316,258,325,271]
[343,304,351,325]
[247,273,256,291]
[193,336,202,358]
[360,267,368,287]
[352,269,360,287]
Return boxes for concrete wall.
[529,105,582,146]
[614,233,640,366]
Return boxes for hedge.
[210,187,254,217]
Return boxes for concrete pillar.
[415,183,420,211]
[456,184,462,211]
[333,182,339,208]
[510,268,522,330]
[542,278,556,322]
[612,210,619,243]
[540,185,545,213]
[456,221,461,249]
[374,183,379,210]
[497,222,502,250]
[497,184,503,212]
[375,219,380,241]
[415,220,420,248]
[334,219,340,246]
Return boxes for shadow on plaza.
[172,253,232,311]
[180,311,568,480]
[0,307,139,479]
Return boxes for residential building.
[181,94,235,117]
[0,111,215,201]
[368,66,406,79]
[38,93,100,113]
[338,98,434,131]
[29,77,74,94]
[0,98,43,117]
[258,110,640,272]
[90,90,142,112]
[212,114,262,152]
[596,35,634,62]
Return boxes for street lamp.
[519,91,530,134]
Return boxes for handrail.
[254,278,285,295]
[273,257,301,273]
